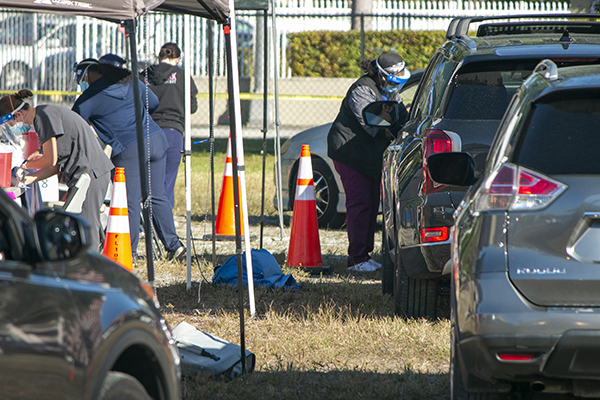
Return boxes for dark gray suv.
[381,14,600,319]
[428,61,600,399]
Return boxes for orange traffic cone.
[287,145,329,274]
[102,167,133,271]
[205,135,247,241]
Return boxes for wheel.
[291,158,345,229]
[97,371,152,400]
[394,249,439,319]
[1,62,30,91]
[381,212,394,295]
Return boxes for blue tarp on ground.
[213,248,299,291]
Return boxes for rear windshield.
[514,95,600,175]
[445,61,541,120]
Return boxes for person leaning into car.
[0,89,114,251]
[327,53,409,272]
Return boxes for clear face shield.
[376,59,411,94]
[72,62,91,92]
[0,104,25,147]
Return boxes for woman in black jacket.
[327,53,410,272]
[141,42,198,210]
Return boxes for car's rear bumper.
[458,271,600,394]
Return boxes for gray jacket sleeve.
[348,85,380,137]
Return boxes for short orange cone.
[102,167,133,271]
[205,135,247,241]
[287,145,329,274]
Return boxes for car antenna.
[560,29,572,50]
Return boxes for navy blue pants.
[334,160,380,268]
[163,128,183,209]
[112,132,181,257]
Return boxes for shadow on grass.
[181,369,450,400]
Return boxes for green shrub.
[286,30,447,77]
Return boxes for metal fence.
[0,1,570,134]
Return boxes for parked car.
[428,60,600,400]
[0,188,181,399]
[274,68,423,228]
[381,14,600,319]
[0,12,80,91]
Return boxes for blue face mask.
[79,81,89,92]
[9,122,30,135]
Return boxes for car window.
[429,56,456,117]
[410,53,442,120]
[444,61,539,120]
[513,95,600,175]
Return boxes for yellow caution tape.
[0,90,344,101]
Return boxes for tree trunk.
[351,0,372,31]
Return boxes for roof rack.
[446,14,600,40]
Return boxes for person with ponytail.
[0,89,114,251]
[140,42,198,210]
[72,60,186,262]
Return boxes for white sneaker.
[367,259,382,269]
[348,261,378,272]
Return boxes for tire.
[97,371,152,400]
[381,214,394,295]
[394,249,439,319]
[1,62,30,91]
[291,158,345,229]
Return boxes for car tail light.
[421,226,449,243]
[497,353,536,362]
[422,129,460,195]
[474,164,566,212]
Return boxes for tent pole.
[125,19,155,286]
[271,0,285,239]
[184,13,192,290]
[208,20,217,271]
[259,9,269,248]
[223,19,247,374]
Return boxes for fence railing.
[0,2,571,131]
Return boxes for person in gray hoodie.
[140,42,198,209]
[72,61,186,261]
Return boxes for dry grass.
[133,138,450,400]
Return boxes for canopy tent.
[0,0,270,374]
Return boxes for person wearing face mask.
[139,42,198,210]
[0,90,114,251]
[327,53,410,272]
[73,58,100,93]
[71,60,186,262]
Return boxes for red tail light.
[421,226,449,243]
[423,130,454,195]
[497,353,535,362]
[475,164,567,212]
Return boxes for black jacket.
[327,75,408,179]
[140,63,198,134]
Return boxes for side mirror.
[34,210,91,261]
[427,152,478,187]
[362,101,399,128]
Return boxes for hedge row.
[286,30,447,78]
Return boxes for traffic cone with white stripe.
[287,145,329,274]
[205,135,248,241]
[102,167,133,271]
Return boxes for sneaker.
[167,245,186,262]
[367,259,382,269]
[348,261,378,272]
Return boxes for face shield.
[376,59,411,94]
[72,59,98,92]
[0,103,25,147]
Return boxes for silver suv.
[429,60,600,399]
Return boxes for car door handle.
[582,212,600,219]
